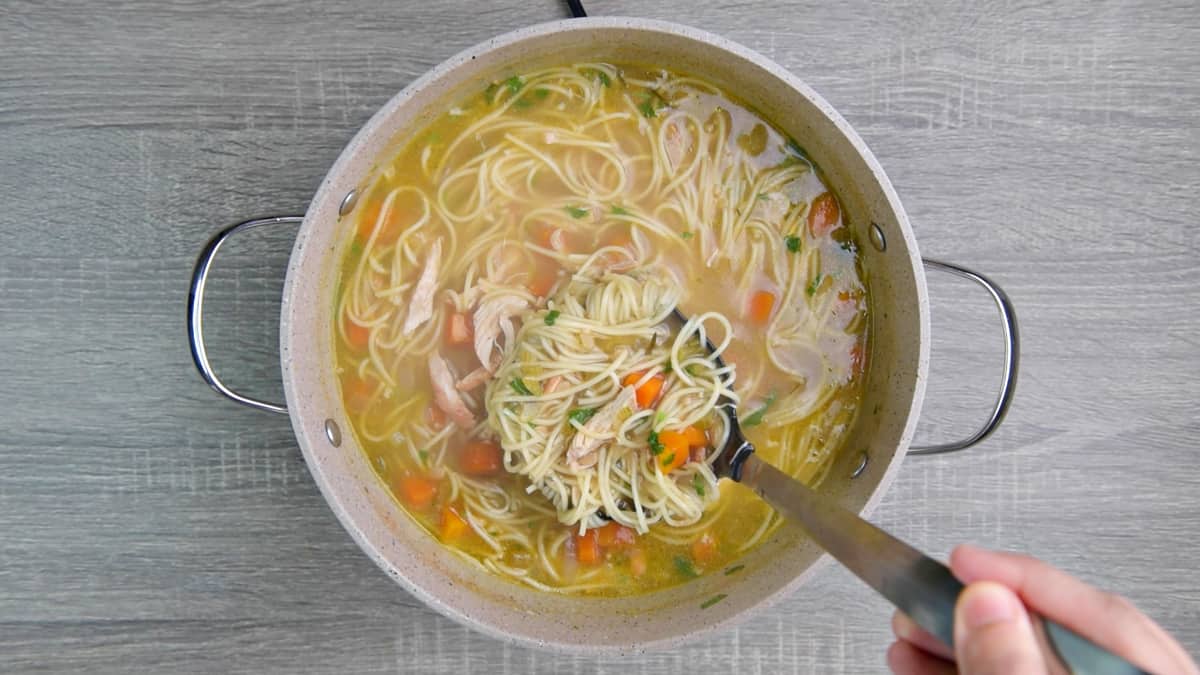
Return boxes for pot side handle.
[187,215,304,415]
[908,259,1020,456]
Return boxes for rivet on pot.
[850,450,869,478]
[869,222,887,252]
[324,418,342,447]
[338,189,359,217]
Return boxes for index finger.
[950,545,1198,675]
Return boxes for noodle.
[332,63,869,595]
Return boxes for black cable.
[565,0,587,18]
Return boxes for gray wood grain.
[2,0,1197,671]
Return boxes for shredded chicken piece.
[428,352,474,429]
[455,367,490,393]
[403,238,442,335]
[567,386,635,471]
[473,294,529,373]
[664,120,692,169]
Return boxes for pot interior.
[280,17,928,652]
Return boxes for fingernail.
[960,582,1018,629]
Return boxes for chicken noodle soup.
[335,63,868,595]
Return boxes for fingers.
[951,545,1199,675]
[891,611,954,660]
[954,582,1046,675]
[886,641,957,675]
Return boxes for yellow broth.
[333,63,868,596]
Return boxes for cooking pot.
[187,17,1018,653]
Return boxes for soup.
[334,63,867,596]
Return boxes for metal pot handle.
[187,215,304,415]
[908,258,1020,456]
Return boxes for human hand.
[887,545,1198,675]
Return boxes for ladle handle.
[738,454,1147,674]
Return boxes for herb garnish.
[611,205,629,216]
[648,430,664,455]
[785,235,801,253]
[510,378,534,396]
[673,555,698,578]
[681,231,694,239]
[544,309,561,325]
[565,206,589,219]
[806,273,824,296]
[568,408,597,425]
[504,75,524,93]
[741,392,777,427]
[692,473,706,497]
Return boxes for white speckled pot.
[279,18,928,653]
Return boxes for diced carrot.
[596,521,637,549]
[527,270,557,298]
[808,192,841,237]
[355,201,382,241]
[748,290,776,325]
[446,311,473,346]
[692,531,719,563]
[426,403,447,430]
[344,315,370,350]
[398,475,438,510]
[849,342,865,376]
[440,504,470,541]
[344,376,374,412]
[459,440,503,477]
[575,529,600,565]
[682,425,707,448]
[622,371,664,409]
[657,430,690,473]
[629,547,647,577]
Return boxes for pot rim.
[279,15,929,654]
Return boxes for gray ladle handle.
[737,454,1147,674]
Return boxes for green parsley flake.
[513,97,532,109]
[568,408,597,425]
[484,83,499,103]
[785,235,801,253]
[700,594,728,609]
[510,378,534,396]
[505,75,523,93]
[611,205,629,215]
[544,309,561,325]
[648,430,664,455]
[565,206,589,219]
[785,138,809,159]
[673,555,699,578]
[681,231,694,239]
[692,473,706,497]
[742,392,777,427]
[806,273,824,296]
[418,450,429,461]
[597,71,611,87]
[534,88,549,99]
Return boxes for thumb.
[954,581,1047,675]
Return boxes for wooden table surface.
[2,0,1197,672]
